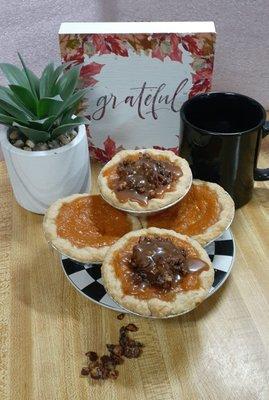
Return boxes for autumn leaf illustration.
[80,62,105,87]
[151,34,182,62]
[91,34,128,56]
[88,136,124,163]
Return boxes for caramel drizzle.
[113,236,209,301]
[105,153,182,206]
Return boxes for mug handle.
[254,121,269,181]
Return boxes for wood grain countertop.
[0,137,268,400]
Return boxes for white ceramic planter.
[0,124,90,214]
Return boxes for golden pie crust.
[43,194,141,263]
[142,180,235,246]
[102,228,214,317]
[98,149,192,212]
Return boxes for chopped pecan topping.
[111,153,182,205]
[117,154,178,197]
[130,236,187,290]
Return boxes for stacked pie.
[98,149,192,212]
[44,148,234,317]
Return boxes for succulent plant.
[0,53,89,144]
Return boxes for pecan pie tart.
[98,149,192,212]
[43,194,140,263]
[142,180,234,246]
[102,228,214,317]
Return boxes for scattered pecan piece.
[82,323,144,381]
[81,367,90,376]
[89,362,106,380]
[119,324,144,359]
[110,353,124,365]
[117,313,125,320]
[123,343,143,359]
[125,323,138,332]
[106,344,123,357]
[85,351,98,362]
[108,369,119,380]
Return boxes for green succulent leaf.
[9,84,37,114]
[17,53,38,100]
[37,95,63,118]
[61,109,75,124]
[0,86,35,118]
[51,116,88,139]
[61,88,88,114]
[29,115,57,131]
[0,86,17,104]
[0,113,22,126]
[0,56,87,145]
[39,63,54,98]
[13,122,50,143]
[0,63,29,88]
[0,99,29,122]
[26,68,40,97]
[0,106,8,115]
[58,65,81,100]
[52,64,67,83]
[51,62,73,86]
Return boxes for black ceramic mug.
[180,92,269,208]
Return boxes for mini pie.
[102,227,214,317]
[142,180,235,246]
[98,149,192,212]
[43,194,141,263]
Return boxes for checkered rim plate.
[60,229,235,314]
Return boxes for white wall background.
[0,0,268,158]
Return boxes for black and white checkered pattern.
[61,229,235,314]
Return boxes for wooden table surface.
[0,139,269,400]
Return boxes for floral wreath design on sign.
[60,33,215,162]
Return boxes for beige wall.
[0,0,268,158]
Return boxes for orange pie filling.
[112,235,209,302]
[103,153,182,206]
[146,184,221,236]
[56,195,134,248]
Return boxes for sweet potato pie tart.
[98,149,192,212]
[142,180,234,246]
[102,228,214,317]
[43,194,140,263]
